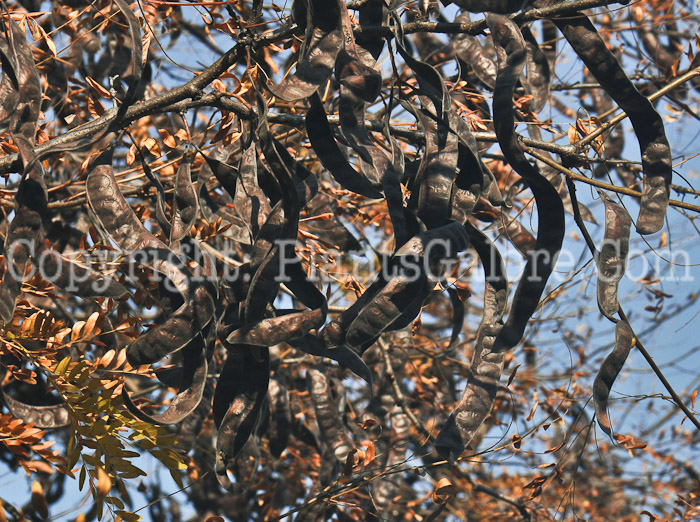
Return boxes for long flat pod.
[345,272,427,350]
[334,50,409,246]
[214,348,270,491]
[374,402,410,518]
[306,93,382,198]
[267,376,292,458]
[521,25,550,113]
[288,335,373,385]
[0,390,71,429]
[307,367,353,463]
[0,137,47,323]
[596,191,632,321]
[86,149,190,298]
[486,15,565,353]
[356,0,386,60]
[234,142,271,238]
[127,283,216,366]
[397,45,459,229]
[268,134,319,209]
[268,25,343,101]
[123,338,208,424]
[0,17,41,142]
[170,158,199,244]
[199,148,239,199]
[346,223,469,350]
[453,12,497,90]
[226,308,325,346]
[36,244,127,298]
[550,10,671,234]
[593,320,634,437]
[436,223,508,460]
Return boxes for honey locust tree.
[1,0,700,520]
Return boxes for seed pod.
[486,15,565,352]
[0,388,71,428]
[436,223,508,461]
[227,308,325,346]
[596,191,632,321]
[307,367,353,463]
[288,335,373,385]
[123,339,208,424]
[306,93,383,198]
[522,25,550,113]
[453,12,497,90]
[551,11,672,234]
[170,158,199,244]
[214,348,269,491]
[269,1,343,102]
[593,320,635,436]
[0,137,47,323]
[86,149,190,297]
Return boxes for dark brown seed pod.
[0,387,71,428]
[268,22,343,101]
[596,191,632,321]
[593,320,635,437]
[307,367,353,463]
[214,348,270,491]
[123,339,208,424]
[127,283,216,366]
[226,308,325,346]
[551,11,671,234]
[288,335,373,385]
[306,93,383,199]
[0,137,47,323]
[453,12,497,90]
[436,223,508,461]
[486,15,565,352]
[86,149,191,298]
[522,25,550,113]
[170,158,199,244]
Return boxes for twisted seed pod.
[551,11,672,234]
[269,0,343,101]
[486,15,565,352]
[436,223,508,460]
[307,367,353,463]
[214,348,270,491]
[593,320,635,437]
[596,191,632,320]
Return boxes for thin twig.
[527,148,700,214]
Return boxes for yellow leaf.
[55,356,72,376]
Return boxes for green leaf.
[55,356,72,376]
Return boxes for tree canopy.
[1,0,700,521]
